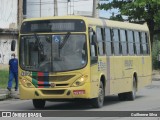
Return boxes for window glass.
[134,31,141,55]
[145,33,150,54]
[127,30,134,55]
[112,29,120,55]
[120,30,127,55]
[20,34,87,72]
[89,31,98,64]
[141,32,147,55]
[105,28,112,55]
[96,27,104,55]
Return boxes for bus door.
[89,27,99,98]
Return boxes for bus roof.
[22,16,149,32]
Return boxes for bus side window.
[134,31,141,55]
[141,32,148,55]
[127,30,134,55]
[105,28,112,56]
[112,29,120,56]
[96,27,105,56]
[139,32,143,55]
[145,33,150,55]
[89,28,98,64]
[120,29,127,55]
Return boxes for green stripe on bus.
[32,72,38,88]
[32,78,38,88]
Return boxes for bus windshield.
[20,34,87,72]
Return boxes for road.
[0,80,160,120]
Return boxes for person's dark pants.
[7,71,18,90]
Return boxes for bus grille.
[49,75,75,82]
[41,90,65,95]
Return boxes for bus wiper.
[59,32,71,49]
[34,33,43,51]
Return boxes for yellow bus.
[16,16,152,108]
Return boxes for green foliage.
[98,0,160,22]
[110,14,124,21]
[0,70,15,89]
[98,0,160,44]
[152,40,160,69]
[0,70,9,88]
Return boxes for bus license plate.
[73,90,85,95]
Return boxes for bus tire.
[91,81,104,108]
[32,99,45,109]
[118,93,127,101]
[126,77,137,100]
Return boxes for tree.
[110,12,124,21]
[98,0,160,46]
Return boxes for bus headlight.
[21,79,34,88]
[72,75,88,87]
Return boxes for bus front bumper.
[19,83,91,100]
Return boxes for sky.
[0,0,115,29]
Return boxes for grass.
[0,70,15,89]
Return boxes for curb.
[0,94,10,101]
[152,78,160,81]
[0,90,19,101]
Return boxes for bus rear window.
[21,19,86,34]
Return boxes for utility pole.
[54,0,58,16]
[73,0,74,15]
[17,0,23,29]
[67,0,71,15]
[92,0,99,18]
[40,0,41,17]
[67,0,69,15]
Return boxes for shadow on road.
[33,95,144,110]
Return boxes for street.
[0,80,160,120]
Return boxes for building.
[25,0,94,18]
[0,29,18,65]
[0,0,18,67]
[0,0,99,66]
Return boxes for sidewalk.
[0,89,9,100]
[152,74,160,81]
[0,88,19,101]
[152,70,160,81]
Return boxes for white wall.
[0,0,17,28]
[0,37,18,64]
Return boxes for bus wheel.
[32,99,45,109]
[118,93,127,101]
[91,81,104,108]
[127,77,137,100]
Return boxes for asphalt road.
[0,80,160,120]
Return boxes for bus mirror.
[11,40,16,51]
[89,27,94,32]
[89,27,97,44]
[92,34,98,45]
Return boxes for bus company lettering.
[21,71,31,76]
[98,60,106,71]
[124,60,133,68]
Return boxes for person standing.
[7,53,18,91]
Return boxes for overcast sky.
[0,0,115,29]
